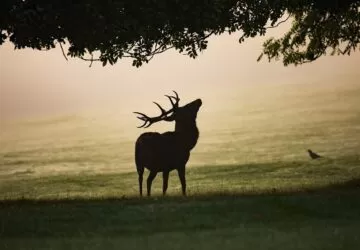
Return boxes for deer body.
[134,93,201,196]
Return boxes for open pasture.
[1,82,360,249]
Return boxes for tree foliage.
[1,0,359,67]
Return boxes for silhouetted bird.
[307,149,322,159]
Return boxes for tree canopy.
[1,0,359,67]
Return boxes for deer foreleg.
[138,173,143,196]
[162,171,169,196]
[177,168,186,196]
[147,171,157,196]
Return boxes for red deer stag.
[134,91,202,196]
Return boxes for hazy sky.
[0,25,359,122]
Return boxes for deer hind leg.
[147,171,157,196]
[138,171,144,196]
[162,171,169,196]
[177,167,186,196]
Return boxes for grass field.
[1,160,360,250]
[1,82,360,249]
[1,165,360,250]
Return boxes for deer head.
[134,91,202,129]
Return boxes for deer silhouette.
[134,91,202,196]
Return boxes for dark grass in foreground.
[1,180,360,250]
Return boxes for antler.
[134,91,180,128]
[165,90,179,109]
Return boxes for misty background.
[1,24,359,122]
[1,26,359,175]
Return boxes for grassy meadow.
[0,82,360,249]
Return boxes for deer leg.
[138,172,143,196]
[177,167,186,196]
[162,171,169,196]
[147,171,157,196]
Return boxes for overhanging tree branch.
[0,0,359,67]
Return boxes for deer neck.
[174,122,199,151]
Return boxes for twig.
[80,57,102,62]
[148,44,174,61]
[265,14,291,29]
[89,53,94,67]
[59,42,68,61]
[238,33,246,43]
[80,56,101,66]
